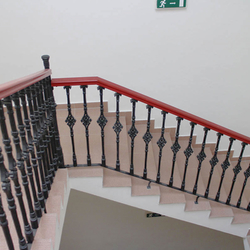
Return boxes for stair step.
[30,239,53,250]
[103,168,131,187]
[131,177,160,196]
[184,193,211,212]
[46,195,63,223]
[68,166,103,178]
[232,208,250,224]
[33,213,57,248]
[159,186,186,204]
[209,201,234,218]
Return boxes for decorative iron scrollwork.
[81,113,92,129]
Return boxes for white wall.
[1,0,250,138]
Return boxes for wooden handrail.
[52,76,250,144]
[0,69,52,99]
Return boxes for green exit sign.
[157,0,186,8]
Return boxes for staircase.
[55,102,250,248]
[1,55,250,249]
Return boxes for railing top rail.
[52,76,250,144]
[0,69,52,99]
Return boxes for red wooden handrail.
[52,76,250,144]
[0,69,52,99]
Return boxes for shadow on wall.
[60,190,244,250]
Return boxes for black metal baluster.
[215,137,235,202]
[48,85,64,169]
[156,111,167,183]
[64,86,77,167]
[97,86,108,166]
[42,55,64,169]
[169,117,183,187]
[30,84,51,191]
[43,78,58,172]
[4,96,38,230]
[0,100,34,243]
[0,148,28,250]
[113,93,123,171]
[0,189,14,250]
[239,164,250,210]
[39,80,55,178]
[80,86,92,166]
[181,122,196,191]
[238,164,250,208]
[204,133,223,198]
[226,142,247,205]
[12,93,42,218]
[26,86,48,199]
[35,82,53,184]
[20,89,45,211]
[128,99,138,175]
[193,127,210,195]
[143,105,153,179]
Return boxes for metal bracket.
[147,181,152,189]
[195,196,200,204]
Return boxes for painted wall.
[1,1,250,141]
[60,189,244,250]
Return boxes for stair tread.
[30,239,53,250]
[209,201,234,218]
[68,166,103,178]
[34,214,57,247]
[49,180,66,203]
[232,208,250,224]
[103,168,131,187]
[46,195,62,222]
[159,186,186,204]
[131,177,160,196]
[184,193,211,212]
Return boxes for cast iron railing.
[1,55,250,249]
[0,56,64,249]
[51,60,250,213]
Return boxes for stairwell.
[1,72,250,249]
[30,101,250,249]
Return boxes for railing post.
[193,127,210,195]
[143,105,153,179]
[128,99,138,175]
[169,117,183,187]
[113,93,123,171]
[64,86,77,166]
[80,86,92,166]
[181,122,196,191]
[41,55,65,169]
[156,111,167,183]
[97,86,108,166]
[205,133,223,198]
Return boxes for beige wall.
[60,189,244,250]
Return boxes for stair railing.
[2,54,250,248]
[0,56,64,249]
[51,58,250,213]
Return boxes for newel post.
[41,55,65,168]
[41,55,50,69]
